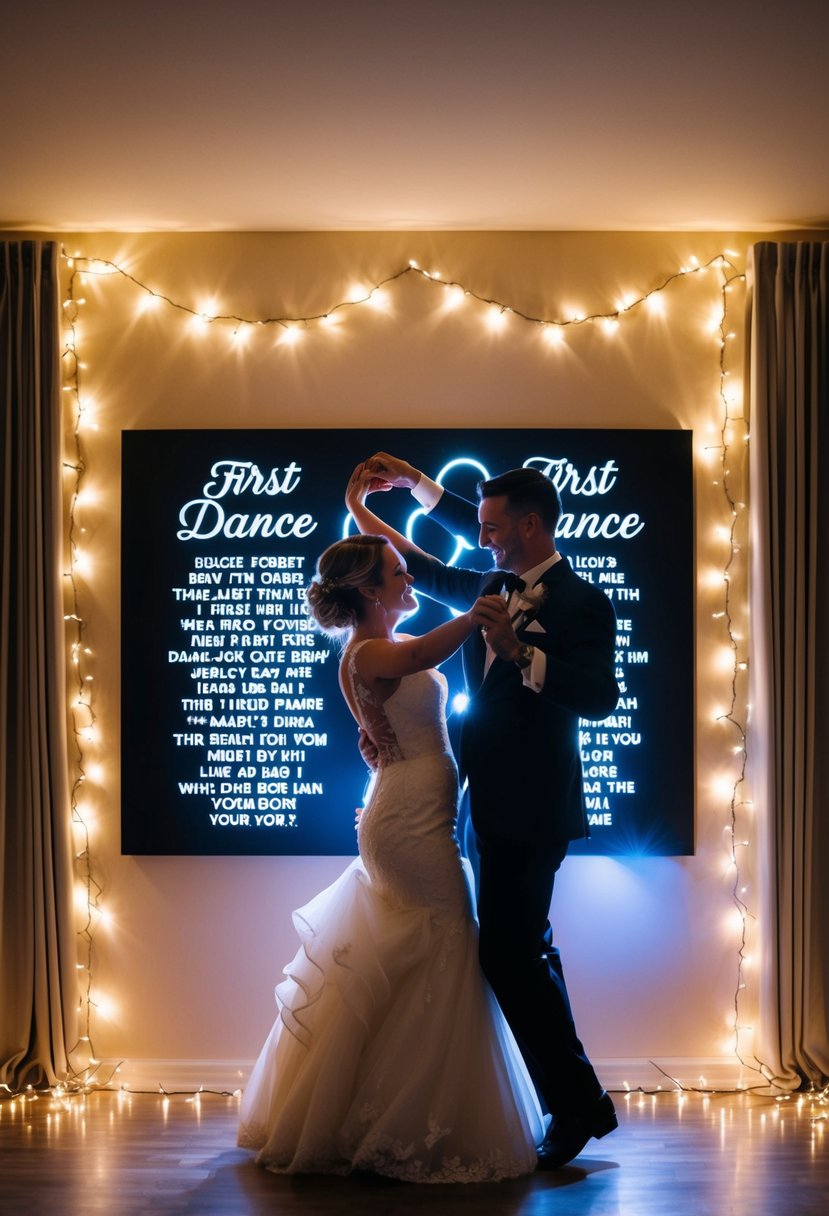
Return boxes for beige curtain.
[0,241,77,1090]
[748,241,829,1088]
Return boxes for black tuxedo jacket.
[405,489,619,847]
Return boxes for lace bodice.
[344,641,452,765]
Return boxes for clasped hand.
[471,595,520,662]
[346,461,383,510]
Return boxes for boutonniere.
[510,583,547,625]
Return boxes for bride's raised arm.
[345,462,427,558]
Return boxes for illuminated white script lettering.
[178,502,317,541]
[556,512,644,540]
[178,458,317,541]
[524,456,643,539]
[525,456,619,496]
[203,461,302,499]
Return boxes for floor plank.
[0,1088,827,1215]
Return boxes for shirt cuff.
[411,474,444,513]
[522,645,546,693]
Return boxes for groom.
[365,452,619,1169]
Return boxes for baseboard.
[101,1056,765,1097]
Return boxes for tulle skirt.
[237,856,544,1183]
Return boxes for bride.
[238,482,544,1182]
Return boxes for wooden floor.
[1,1087,827,1215]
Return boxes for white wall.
[56,230,757,1091]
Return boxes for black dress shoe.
[536,1090,617,1170]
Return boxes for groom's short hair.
[477,467,562,533]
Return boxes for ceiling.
[3,1,828,233]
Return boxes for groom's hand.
[357,726,379,770]
[471,595,521,663]
[366,452,422,492]
[345,462,389,512]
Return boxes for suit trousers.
[474,833,603,1120]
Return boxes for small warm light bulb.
[487,307,507,331]
[73,550,93,577]
[87,259,118,276]
[645,293,665,315]
[75,485,100,509]
[711,773,733,798]
[94,994,116,1019]
[280,327,302,346]
[715,646,734,672]
[543,325,564,347]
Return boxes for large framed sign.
[121,428,694,857]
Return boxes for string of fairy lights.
[61,279,110,1092]
[710,273,762,1085]
[24,245,819,1124]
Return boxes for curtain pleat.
[748,241,829,1088]
[0,241,77,1090]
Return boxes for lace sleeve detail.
[345,643,404,766]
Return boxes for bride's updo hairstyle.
[306,534,389,636]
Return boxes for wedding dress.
[237,642,544,1182]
